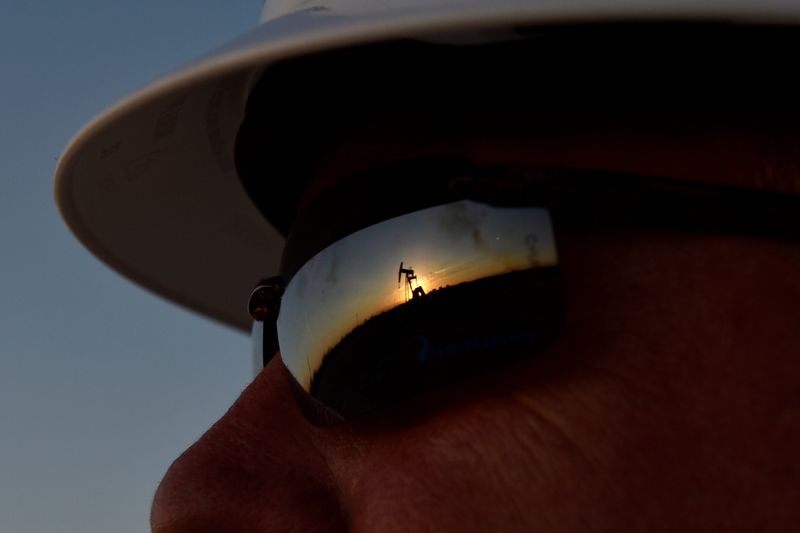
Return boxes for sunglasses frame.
[249,163,800,417]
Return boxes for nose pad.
[150,356,348,533]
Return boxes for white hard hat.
[54,0,800,331]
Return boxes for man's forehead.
[236,26,800,240]
[302,107,800,210]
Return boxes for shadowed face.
[150,120,800,532]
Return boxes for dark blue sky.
[0,2,262,531]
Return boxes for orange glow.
[277,201,559,388]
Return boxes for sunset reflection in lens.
[277,200,560,415]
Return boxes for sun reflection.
[277,201,559,388]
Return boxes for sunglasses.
[249,164,800,421]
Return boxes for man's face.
[150,127,800,532]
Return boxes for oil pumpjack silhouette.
[398,262,426,302]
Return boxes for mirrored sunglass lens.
[277,200,562,418]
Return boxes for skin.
[151,122,800,532]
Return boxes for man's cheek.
[322,377,640,533]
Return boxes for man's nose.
[150,356,347,533]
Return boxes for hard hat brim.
[54,1,800,332]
